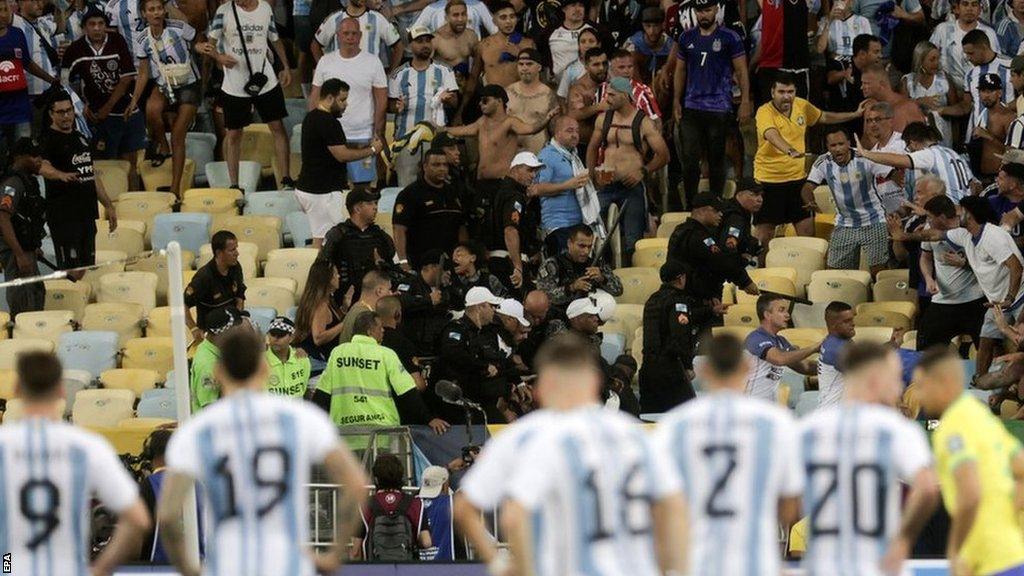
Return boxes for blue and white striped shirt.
[907,144,975,201]
[996,11,1024,55]
[314,9,399,59]
[411,0,496,37]
[12,14,56,97]
[105,0,178,52]
[807,152,889,228]
[388,61,458,137]
[963,55,1015,144]
[929,20,999,90]
[133,20,199,89]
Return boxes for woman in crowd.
[901,40,961,147]
[556,28,602,102]
[294,259,346,375]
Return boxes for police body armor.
[668,221,718,300]
[323,222,388,291]
[5,172,45,251]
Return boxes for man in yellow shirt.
[753,72,867,247]
[918,346,1024,576]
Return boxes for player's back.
[165,390,342,576]
[799,401,932,576]
[506,406,679,576]
[653,391,803,576]
[0,417,139,576]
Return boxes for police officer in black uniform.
[321,188,395,301]
[479,152,544,292]
[394,249,450,354]
[431,133,476,231]
[535,224,623,307]
[393,148,468,270]
[0,138,46,315]
[719,180,765,264]
[444,240,509,310]
[639,260,722,413]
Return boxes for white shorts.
[294,189,346,238]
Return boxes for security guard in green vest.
[189,307,243,412]
[264,316,312,398]
[314,310,448,432]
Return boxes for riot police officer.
[321,189,396,301]
[639,260,721,413]
[719,181,764,264]
[536,224,622,307]
[0,138,46,315]
[394,249,450,354]
[478,152,544,291]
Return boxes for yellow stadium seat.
[712,325,755,340]
[876,269,909,283]
[0,339,54,370]
[264,248,320,295]
[724,304,759,327]
[241,123,274,175]
[100,368,160,396]
[749,267,798,285]
[98,271,159,313]
[43,280,91,321]
[613,267,660,305]
[4,398,65,423]
[778,383,790,407]
[183,187,243,203]
[599,303,643,351]
[852,326,894,344]
[860,300,917,319]
[765,247,825,295]
[181,195,239,216]
[94,159,131,174]
[272,151,302,189]
[855,304,914,330]
[902,330,917,350]
[12,311,74,345]
[807,277,870,306]
[779,328,827,349]
[737,276,797,304]
[811,269,872,287]
[376,212,394,237]
[780,215,835,240]
[632,238,669,269]
[813,185,836,214]
[115,192,175,242]
[95,163,128,202]
[81,303,145,345]
[138,158,194,192]
[769,236,828,255]
[117,417,175,430]
[121,337,174,379]
[145,306,172,338]
[95,219,145,256]
[698,178,737,198]
[198,242,258,280]
[82,250,127,297]
[656,212,689,238]
[789,518,809,557]
[221,215,282,260]
[872,276,917,304]
[721,282,736,305]
[247,276,298,294]
[72,389,135,427]
[0,369,15,399]
[128,251,195,306]
[245,282,296,314]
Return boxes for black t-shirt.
[392,178,466,268]
[382,326,421,375]
[184,259,247,329]
[40,128,99,224]
[296,108,348,194]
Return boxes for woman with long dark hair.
[294,259,345,374]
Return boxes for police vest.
[324,222,389,287]
[3,171,45,250]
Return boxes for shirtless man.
[445,84,556,184]
[507,48,559,153]
[568,48,609,152]
[586,76,670,262]
[859,63,927,140]
[458,1,534,120]
[433,0,479,83]
[972,74,1017,178]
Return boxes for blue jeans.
[598,181,646,259]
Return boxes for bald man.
[519,290,568,368]
[860,64,926,138]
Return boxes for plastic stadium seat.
[198,242,258,280]
[872,276,917,304]
[205,160,262,194]
[247,276,298,293]
[222,215,282,260]
[95,219,145,256]
[5,399,66,423]
[43,280,91,321]
[246,307,277,333]
[780,367,806,409]
[806,277,869,306]
[241,123,274,175]
[57,331,119,379]
[376,212,393,236]
[99,271,159,313]
[0,339,54,370]
[813,185,836,214]
[378,187,401,214]
[141,387,174,403]
[632,238,669,269]
[121,337,174,379]
[0,369,15,399]
[94,159,131,174]
[283,98,306,136]
[656,212,689,238]
[613,267,660,305]
[145,307,172,338]
[876,269,909,283]
[115,193,175,242]
[100,368,160,396]
[791,301,830,329]
[245,280,296,314]
[737,276,797,304]
[94,162,128,202]
[795,391,820,417]
[711,325,755,340]
[782,215,836,240]
[272,152,302,189]
[264,248,320,294]
[768,236,828,255]
[902,330,917,350]
[245,190,302,221]
[139,158,194,191]
[724,304,759,327]
[186,132,217,186]
[698,178,737,198]
[765,247,825,295]
[631,326,643,368]
[749,267,798,285]
[81,303,145,345]
[184,187,244,204]
[861,300,917,320]
[72,389,135,427]
[852,326,894,344]
[13,311,74,345]
[854,306,913,331]
[81,250,128,297]
[181,194,238,217]
[118,417,175,431]
[600,332,626,364]
[286,211,312,248]
[62,370,92,418]
[599,303,642,351]
[151,212,212,255]
[137,392,177,419]
[128,251,194,305]
[810,269,872,287]
[289,124,302,153]
[778,328,826,349]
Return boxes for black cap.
[692,0,717,8]
[11,137,40,158]
[267,316,295,336]
[691,192,724,211]
[432,132,462,149]
[81,4,109,25]
[479,84,509,103]
[345,188,381,212]
[660,259,691,282]
[517,47,542,63]
[736,178,763,194]
[979,72,1003,90]
[1002,161,1024,182]
[641,6,664,22]
[206,307,242,335]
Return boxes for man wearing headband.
[265,316,312,398]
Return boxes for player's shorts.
[827,222,889,269]
[294,189,345,239]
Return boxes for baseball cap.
[479,84,509,103]
[432,132,463,149]
[81,4,109,25]
[206,307,242,335]
[408,25,434,40]
[497,298,531,327]
[419,466,449,498]
[979,72,1003,90]
[693,0,717,8]
[345,188,380,212]
[735,177,763,194]
[566,297,602,320]
[464,286,503,307]
[608,76,632,94]
[10,137,40,158]
[641,6,664,22]
[511,151,544,168]
[691,191,724,211]
[267,316,295,336]
[517,47,542,63]
[998,148,1024,166]
[660,260,691,283]
[1012,55,1024,73]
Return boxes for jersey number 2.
[19,479,60,549]
[213,447,292,521]
[703,444,738,518]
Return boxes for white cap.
[566,297,602,319]
[497,298,530,327]
[511,151,544,168]
[408,25,434,40]
[464,286,503,307]
[591,289,617,322]
[419,466,449,498]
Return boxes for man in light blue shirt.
[534,115,591,254]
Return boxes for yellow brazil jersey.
[753,97,822,183]
[934,393,1024,576]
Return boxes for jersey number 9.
[19,479,60,549]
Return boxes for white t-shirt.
[923,235,987,304]
[870,131,909,213]
[460,410,554,510]
[312,50,386,140]
[208,0,280,98]
[549,24,595,79]
[946,224,1024,305]
[0,418,139,575]
[166,391,343,576]
[506,405,682,576]
[652,392,803,576]
[799,402,933,576]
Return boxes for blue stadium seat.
[246,307,277,333]
[286,306,297,320]
[151,213,212,255]
[141,387,175,403]
[378,187,401,213]
[600,332,625,364]
[283,98,307,137]
[779,368,806,409]
[205,160,261,194]
[962,359,977,386]
[290,124,302,153]
[245,191,301,220]
[137,393,177,419]
[286,211,312,248]
[186,133,217,186]
[57,331,120,379]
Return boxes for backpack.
[368,492,416,561]
[599,107,645,152]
